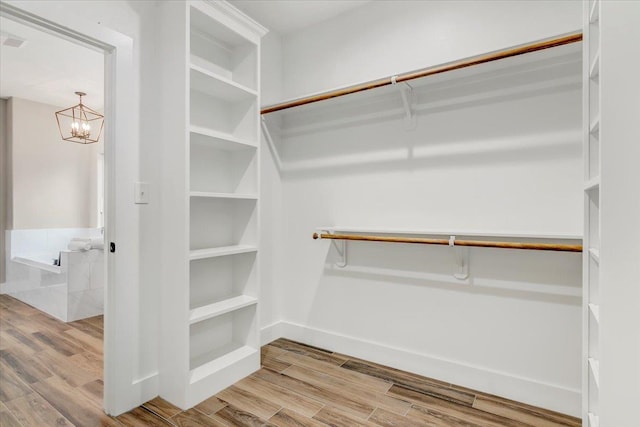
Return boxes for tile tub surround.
[2,228,104,322]
[8,228,102,261]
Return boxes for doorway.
[1,14,106,321]
[0,1,143,416]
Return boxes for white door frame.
[1,1,149,415]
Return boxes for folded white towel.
[68,238,91,251]
[68,237,105,251]
[89,237,104,250]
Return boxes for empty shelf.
[589,0,599,23]
[589,358,600,387]
[189,245,257,261]
[190,191,258,200]
[191,64,257,102]
[589,248,600,263]
[590,116,600,135]
[589,303,600,323]
[190,295,257,325]
[584,176,600,191]
[190,344,257,384]
[190,125,257,150]
[590,53,600,79]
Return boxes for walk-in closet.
[1,1,638,426]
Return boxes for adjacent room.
[0,15,105,321]
[0,1,638,426]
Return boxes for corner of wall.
[0,98,7,284]
[259,27,285,330]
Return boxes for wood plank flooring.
[0,294,581,426]
[0,294,116,426]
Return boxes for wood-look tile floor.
[0,294,581,426]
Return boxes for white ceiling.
[228,0,371,35]
[0,1,368,108]
[0,16,104,109]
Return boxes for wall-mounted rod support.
[260,116,283,171]
[392,75,416,130]
[262,32,582,115]
[312,232,583,252]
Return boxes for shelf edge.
[189,295,257,324]
[189,245,258,261]
[190,191,258,200]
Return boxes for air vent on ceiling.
[1,32,26,48]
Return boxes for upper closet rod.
[262,32,582,115]
[313,232,583,253]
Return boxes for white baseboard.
[261,320,284,346]
[261,320,580,417]
[107,372,159,416]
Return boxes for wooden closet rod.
[312,233,583,252]
[262,32,582,115]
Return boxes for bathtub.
[2,228,104,322]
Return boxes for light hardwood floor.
[0,294,580,426]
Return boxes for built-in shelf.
[190,344,257,384]
[589,358,600,387]
[189,245,258,261]
[162,0,263,410]
[190,64,258,102]
[588,412,599,427]
[589,248,600,263]
[589,303,600,323]
[584,176,600,191]
[590,53,600,79]
[190,125,257,150]
[190,191,258,200]
[189,53,257,93]
[190,295,257,325]
[317,226,582,241]
[589,0,599,24]
[590,116,600,135]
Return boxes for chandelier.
[55,92,104,144]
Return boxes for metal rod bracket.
[319,230,347,267]
[391,75,416,130]
[334,239,347,268]
[260,116,284,171]
[449,235,469,279]
[453,246,470,280]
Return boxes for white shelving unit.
[160,0,266,409]
[583,0,601,423]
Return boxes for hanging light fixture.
[55,91,104,144]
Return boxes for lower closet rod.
[312,233,583,252]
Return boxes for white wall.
[259,30,284,332]
[282,0,581,99]
[61,0,164,400]
[599,2,640,426]
[8,97,102,229]
[262,0,584,416]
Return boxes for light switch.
[135,182,150,204]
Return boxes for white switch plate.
[135,182,150,204]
